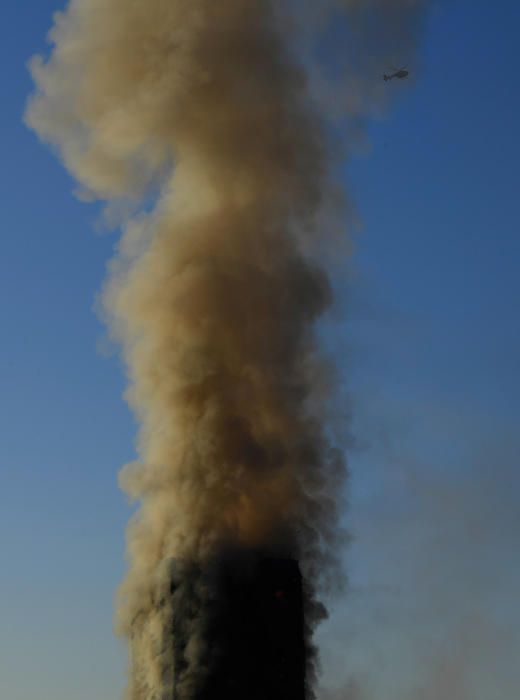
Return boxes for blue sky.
[1,1,519,698]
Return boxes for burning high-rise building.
[27,0,429,698]
[170,551,306,700]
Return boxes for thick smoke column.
[26,1,428,697]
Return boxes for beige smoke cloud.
[26,1,429,697]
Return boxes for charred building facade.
[170,550,307,700]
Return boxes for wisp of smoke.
[26,1,429,697]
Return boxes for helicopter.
[384,67,409,82]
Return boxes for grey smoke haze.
[26,1,430,698]
[317,391,520,700]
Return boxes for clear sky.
[1,1,519,699]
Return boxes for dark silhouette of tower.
[171,550,307,700]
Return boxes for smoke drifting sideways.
[26,1,430,698]
[317,401,520,700]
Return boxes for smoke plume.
[26,1,429,697]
